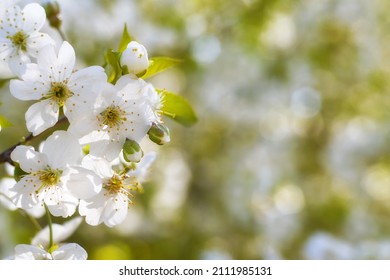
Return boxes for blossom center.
[36,168,62,188]
[104,175,124,194]
[9,31,28,52]
[48,82,73,106]
[98,105,127,128]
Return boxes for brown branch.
[0,116,68,165]
[0,133,34,165]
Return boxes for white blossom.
[120,41,149,76]
[78,154,153,227]
[0,3,55,75]
[13,243,87,260]
[9,41,107,135]
[69,76,156,161]
[9,131,101,217]
[117,75,164,124]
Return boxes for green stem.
[44,204,54,249]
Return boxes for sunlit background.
[2,0,390,259]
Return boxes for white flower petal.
[5,162,14,176]
[67,115,99,139]
[25,99,59,136]
[98,81,117,101]
[26,32,55,58]
[121,101,153,142]
[10,175,41,209]
[1,5,22,31]
[0,178,17,211]
[102,194,128,227]
[18,63,43,80]
[78,130,109,146]
[43,186,78,218]
[52,243,87,260]
[64,167,102,199]
[10,67,48,101]
[14,244,51,260]
[115,75,145,99]
[141,83,162,113]
[25,203,45,218]
[22,3,46,33]
[8,52,30,76]
[79,193,107,226]
[0,42,14,61]
[37,43,57,74]
[63,95,92,123]
[42,131,81,168]
[11,145,48,172]
[56,41,75,79]
[0,1,16,19]
[81,155,114,178]
[64,66,107,120]
[89,139,123,162]
[68,65,107,95]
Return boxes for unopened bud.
[120,41,149,76]
[43,1,62,29]
[148,123,170,145]
[122,139,143,163]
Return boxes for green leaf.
[158,90,198,126]
[0,115,12,131]
[141,57,182,79]
[118,24,134,53]
[104,49,122,84]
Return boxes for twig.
[0,116,68,165]
[0,133,34,165]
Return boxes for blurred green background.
[2,0,390,259]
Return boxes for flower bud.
[120,41,149,76]
[43,1,62,29]
[148,123,170,145]
[122,139,143,163]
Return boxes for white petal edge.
[52,243,88,260]
[64,167,102,199]
[14,244,51,260]
[11,145,47,172]
[22,3,46,33]
[25,99,59,136]
[42,131,81,168]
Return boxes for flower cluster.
[0,0,190,259]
